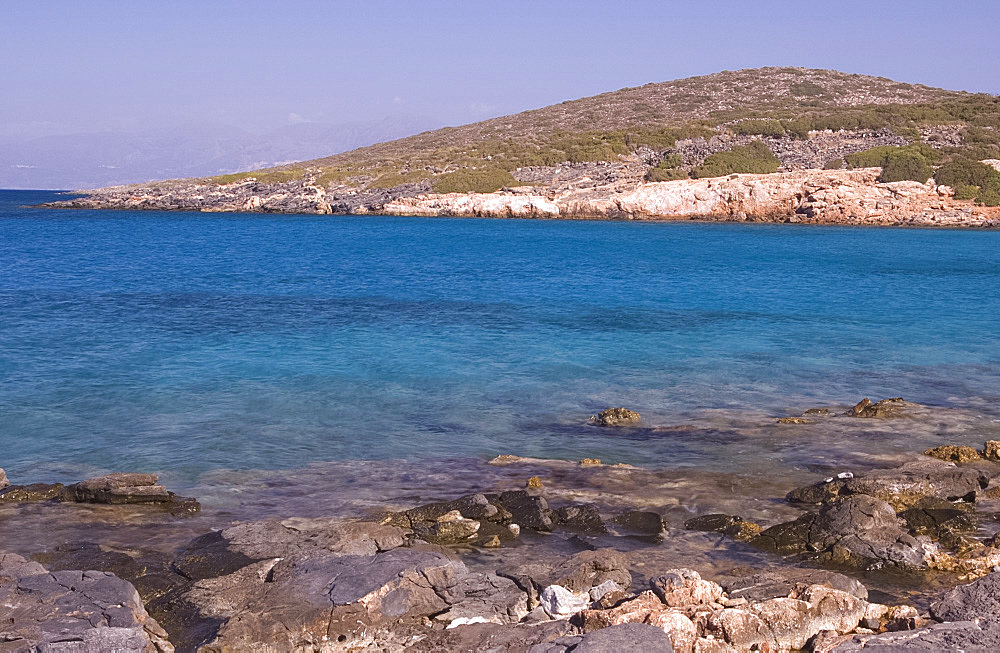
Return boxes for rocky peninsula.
[43,67,1000,227]
[4,398,1000,651]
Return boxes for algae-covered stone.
[777,416,812,424]
[924,445,982,463]
[984,440,1000,461]
[846,397,904,418]
[589,407,641,427]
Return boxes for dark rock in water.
[924,444,982,463]
[787,459,989,510]
[0,550,173,652]
[846,396,904,418]
[754,495,931,570]
[500,549,632,596]
[804,407,831,415]
[0,473,200,513]
[496,489,554,531]
[549,623,675,652]
[898,498,977,544]
[554,503,608,534]
[414,509,481,544]
[720,567,868,602]
[66,473,201,513]
[612,510,667,535]
[388,492,502,527]
[589,407,641,427]
[930,571,1000,622]
[683,513,762,541]
[826,619,1000,652]
[0,482,65,502]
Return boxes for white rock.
[540,584,590,618]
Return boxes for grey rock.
[566,623,674,652]
[589,580,623,602]
[501,549,632,595]
[496,490,553,531]
[753,495,931,570]
[828,619,1000,651]
[436,572,529,625]
[720,567,868,602]
[173,518,404,580]
[0,551,173,652]
[787,459,988,509]
[553,503,608,534]
[930,571,1000,622]
[192,545,468,651]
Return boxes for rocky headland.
[41,67,1000,227]
[4,397,1000,651]
[45,166,1000,228]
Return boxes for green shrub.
[657,153,684,168]
[846,146,897,168]
[694,141,780,178]
[433,167,518,193]
[878,150,933,183]
[823,158,844,170]
[953,184,979,200]
[733,119,785,137]
[781,119,812,140]
[978,184,1000,206]
[645,167,690,182]
[934,158,998,189]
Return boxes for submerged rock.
[845,397,905,418]
[553,503,608,534]
[683,514,762,541]
[612,510,668,535]
[589,407,641,427]
[0,551,173,652]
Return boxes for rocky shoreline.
[4,398,1000,651]
[42,166,1000,228]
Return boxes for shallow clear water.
[3,189,1000,489]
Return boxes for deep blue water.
[2,189,999,485]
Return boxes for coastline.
[4,397,1000,650]
[40,167,1000,228]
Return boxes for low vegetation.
[845,144,938,183]
[934,158,1000,206]
[432,167,518,194]
[694,141,779,178]
[645,167,690,182]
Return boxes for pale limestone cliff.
[377,168,1000,226]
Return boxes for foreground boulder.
[753,495,933,570]
[0,551,173,652]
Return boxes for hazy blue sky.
[4,0,1000,142]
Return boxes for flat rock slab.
[0,551,173,652]
[826,619,1000,652]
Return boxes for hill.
[48,67,1000,225]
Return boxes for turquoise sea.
[2,189,1000,489]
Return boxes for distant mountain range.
[0,116,438,190]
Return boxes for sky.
[2,0,1000,186]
